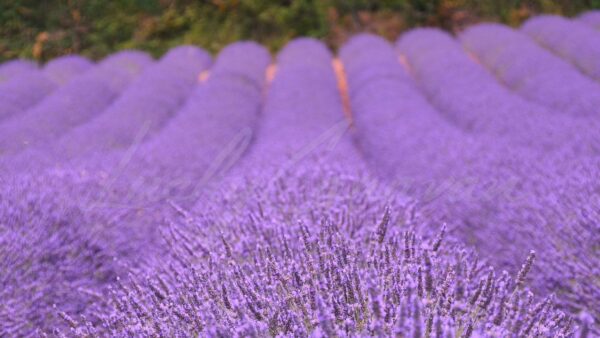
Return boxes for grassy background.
[1,0,599,62]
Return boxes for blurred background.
[1,0,599,62]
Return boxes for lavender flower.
[61,165,573,336]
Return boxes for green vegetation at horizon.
[1,0,598,62]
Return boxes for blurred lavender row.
[522,15,600,82]
[0,55,92,123]
[578,10,600,29]
[460,23,600,117]
[2,46,211,174]
[0,59,37,83]
[0,51,152,157]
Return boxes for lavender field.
[1,11,600,337]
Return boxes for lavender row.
[0,59,37,83]
[397,28,600,158]
[42,54,94,85]
[578,10,600,29]
[0,70,56,123]
[0,51,152,157]
[9,46,212,171]
[341,33,478,182]
[0,55,93,124]
[238,38,359,171]
[521,15,600,82]
[342,34,598,332]
[460,23,600,117]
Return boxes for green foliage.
[0,0,597,62]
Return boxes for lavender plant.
[63,163,573,337]
[460,23,600,117]
[521,15,600,82]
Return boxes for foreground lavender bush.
[0,176,124,336]
[578,10,600,29]
[63,162,573,337]
[521,15,600,82]
[0,50,152,156]
[460,23,600,117]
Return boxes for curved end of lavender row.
[0,70,57,123]
[577,10,600,29]
[339,33,410,91]
[43,54,94,85]
[0,59,38,83]
[396,27,460,66]
[277,37,332,68]
[159,45,212,77]
[210,41,271,90]
[94,50,155,92]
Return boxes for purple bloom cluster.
[0,69,56,123]
[460,23,600,117]
[521,15,600,82]
[64,166,572,337]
